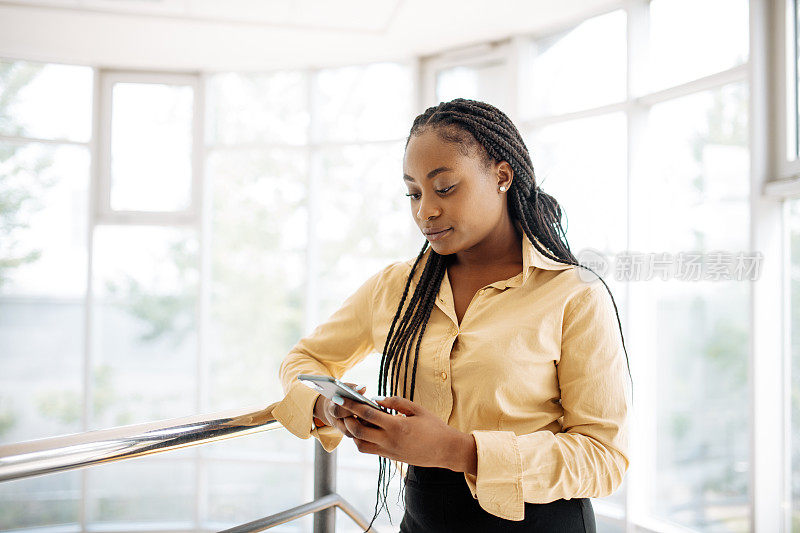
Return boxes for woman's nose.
[416,195,441,221]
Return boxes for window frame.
[97,69,203,225]
[766,0,800,197]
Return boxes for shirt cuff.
[462,429,524,521]
[271,379,344,453]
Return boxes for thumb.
[374,395,417,416]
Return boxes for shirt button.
[441,371,447,380]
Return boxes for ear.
[496,160,513,191]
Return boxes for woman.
[269,98,631,533]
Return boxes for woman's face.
[402,128,512,256]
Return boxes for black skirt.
[399,465,597,533]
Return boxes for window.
[634,83,750,531]
[436,61,509,110]
[647,0,748,92]
[0,58,421,532]
[524,10,627,117]
[205,62,421,532]
[0,60,92,529]
[108,83,193,212]
[524,113,627,255]
[99,72,200,222]
[423,43,512,112]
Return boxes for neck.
[451,215,522,270]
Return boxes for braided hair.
[363,98,633,531]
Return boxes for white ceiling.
[0,0,624,71]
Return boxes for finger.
[375,395,417,416]
[334,395,393,428]
[351,437,382,457]
[331,398,358,418]
[332,415,354,438]
[343,415,382,443]
[328,402,356,424]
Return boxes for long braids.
[363,98,633,532]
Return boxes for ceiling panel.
[0,0,624,70]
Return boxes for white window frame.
[97,69,203,225]
[766,0,800,197]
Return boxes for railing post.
[313,441,336,533]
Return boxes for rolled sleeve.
[271,379,345,453]
[462,281,631,520]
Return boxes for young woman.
[268,98,632,533]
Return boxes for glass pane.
[633,83,750,253]
[206,71,309,146]
[436,62,508,110]
[790,197,800,531]
[87,458,194,528]
[0,60,92,143]
[0,142,88,449]
[0,471,80,530]
[206,148,307,417]
[596,515,625,533]
[316,142,421,319]
[635,82,750,531]
[0,143,89,298]
[110,82,194,211]
[204,460,311,532]
[314,63,412,142]
[648,0,749,92]
[91,226,198,429]
[334,453,405,533]
[524,10,626,117]
[524,112,627,254]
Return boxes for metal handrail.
[0,405,278,482]
[0,406,379,532]
[221,493,373,533]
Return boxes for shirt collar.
[512,223,575,288]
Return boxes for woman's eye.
[405,186,453,200]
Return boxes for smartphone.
[297,374,388,413]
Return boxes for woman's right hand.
[313,382,367,437]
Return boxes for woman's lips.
[425,228,452,241]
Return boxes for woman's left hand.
[336,394,467,470]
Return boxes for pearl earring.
[499,186,507,192]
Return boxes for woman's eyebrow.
[403,166,454,182]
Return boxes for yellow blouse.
[265,228,631,521]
